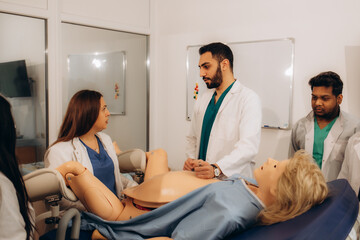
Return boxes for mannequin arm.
[56,161,124,221]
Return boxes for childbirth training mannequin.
[56,149,328,240]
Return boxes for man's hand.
[193,160,215,179]
[183,158,196,171]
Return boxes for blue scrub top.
[80,136,117,195]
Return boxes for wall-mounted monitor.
[0,60,31,98]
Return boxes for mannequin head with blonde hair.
[258,150,328,225]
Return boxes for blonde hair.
[258,150,328,225]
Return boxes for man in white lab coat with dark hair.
[184,42,262,179]
[289,71,360,181]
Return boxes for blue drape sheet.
[79,178,263,240]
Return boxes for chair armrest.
[23,168,77,202]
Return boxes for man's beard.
[204,65,223,89]
[313,105,340,120]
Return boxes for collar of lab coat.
[304,110,344,162]
[216,80,243,115]
[199,80,245,125]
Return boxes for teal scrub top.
[313,117,338,168]
[198,81,235,160]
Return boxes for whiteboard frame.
[67,51,127,115]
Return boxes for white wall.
[0,0,47,9]
[61,0,149,31]
[151,0,360,170]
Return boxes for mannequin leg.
[56,161,124,221]
[144,148,170,182]
[91,230,107,240]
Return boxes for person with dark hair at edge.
[0,95,35,240]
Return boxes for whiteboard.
[67,51,126,115]
[186,38,294,129]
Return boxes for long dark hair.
[0,95,34,240]
[53,90,102,145]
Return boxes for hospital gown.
[79,176,264,240]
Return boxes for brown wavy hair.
[52,90,102,145]
[258,150,328,225]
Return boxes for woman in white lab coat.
[44,90,137,211]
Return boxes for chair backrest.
[227,179,359,240]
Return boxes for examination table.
[228,178,359,240]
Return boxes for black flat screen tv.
[0,60,31,98]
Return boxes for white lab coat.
[338,131,360,195]
[289,110,360,181]
[45,132,137,208]
[0,172,35,240]
[186,80,262,178]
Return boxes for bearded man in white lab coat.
[289,71,360,181]
[183,42,262,180]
